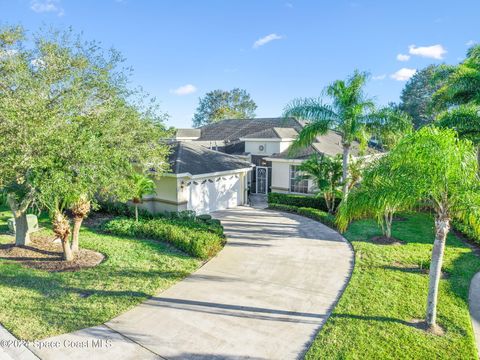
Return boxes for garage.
[188,174,241,214]
[140,141,252,216]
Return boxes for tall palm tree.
[131,174,156,222]
[283,70,374,198]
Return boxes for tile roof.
[197,118,303,142]
[168,141,252,175]
[241,127,298,139]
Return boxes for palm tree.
[70,195,91,254]
[131,174,156,222]
[283,70,374,198]
[337,127,480,332]
[434,45,480,167]
[297,154,342,214]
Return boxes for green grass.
[0,205,200,340]
[306,212,480,359]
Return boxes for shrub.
[268,203,336,229]
[453,218,480,246]
[103,217,225,259]
[268,192,341,213]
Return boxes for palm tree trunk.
[71,216,83,253]
[384,212,392,239]
[342,144,351,198]
[426,214,450,329]
[135,205,139,222]
[53,211,73,261]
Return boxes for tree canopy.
[192,88,257,127]
[399,65,452,128]
[0,26,170,257]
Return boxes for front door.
[256,166,268,194]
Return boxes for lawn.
[306,212,480,359]
[0,205,200,340]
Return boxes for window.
[290,165,308,193]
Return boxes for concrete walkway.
[31,207,354,360]
[470,272,480,358]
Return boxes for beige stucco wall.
[270,160,315,194]
[245,140,280,156]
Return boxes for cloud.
[30,0,64,16]
[396,53,410,62]
[466,40,476,46]
[408,44,446,60]
[390,68,416,81]
[285,2,293,8]
[0,49,18,60]
[372,74,386,80]
[253,33,283,49]
[170,84,197,96]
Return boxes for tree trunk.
[384,212,392,239]
[53,211,73,261]
[71,216,83,253]
[135,205,139,222]
[342,144,351,199]
[7,193,33,246]
[13,211,30,246]
[425,215,450,329]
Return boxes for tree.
[0,26,171,258]
[337,157,406,241]
[338,127,480,332]
[131,174,156,222]
[297,154,342,214]
[399,65,452,128]
[283,70,374,198]
[192,88,257,127]
[434,45,480,168]
[369,104,413,150]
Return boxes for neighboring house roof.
[168,141,252,176]
[197,118,303,142]
[176,128,201,139]
[242,127,298,139]
[269,130,372,160]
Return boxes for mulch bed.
[0,234,104,272]
[370,236,405,245]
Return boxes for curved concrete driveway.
[31,207,354,360]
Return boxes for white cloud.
[30,0,64,16]
[390,68,416,81]
[0,49,18,60]
[466,40,476,46]
[372,74,386,80]
[253,33,283,49]
[170,84,197,96]
[408,44,446,60]
[396,53,410,62]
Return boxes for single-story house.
[143,117,377,215]
[139,141,252,215]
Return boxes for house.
[175,117,368,195]
[145,117,373,215]
[139,141,252,215]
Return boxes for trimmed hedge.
[454,219,480,246]
[268,203,337,229]
[103,217,225,259]
[268,192,341,213]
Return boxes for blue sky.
[1,0,478,128]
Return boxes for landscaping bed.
[0,205,201,340]
[301,211,480,359]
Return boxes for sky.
[1,0,478,128]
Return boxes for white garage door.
[188,175,241,214]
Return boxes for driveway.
[30,207,354,360]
